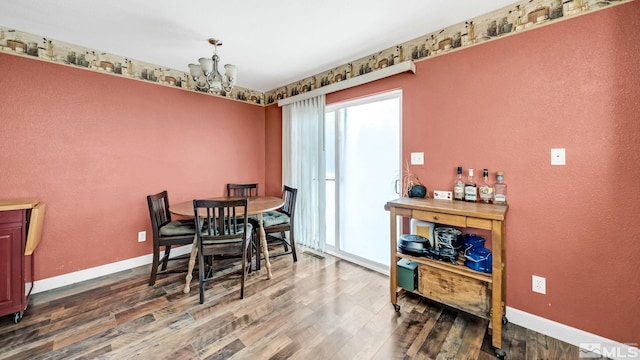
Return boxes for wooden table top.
[385,197,508,220]
[170,196,285,218]
[0,199,39,211]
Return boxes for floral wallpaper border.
[263,0,631,104]
[0,27,264,105]
[0,0,630,107]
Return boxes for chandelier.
[189,38,237,93]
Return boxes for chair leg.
[240,248,246,299]
[248,239,253,274]
[281,232,289,252]
[290,230,297,262]
[248,243,252,274]
[198,252,206,304]
[149,243,160,286]
[254,230,261,271]
[161,245,171,271]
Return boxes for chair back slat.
[282,185,298,219]
[193,198,248,242]
[227,183,258,198]
[147,190,172,237]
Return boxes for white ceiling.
[0,0,518,92]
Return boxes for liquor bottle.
[464,169,477,202]
[478,168,493,203]
[493,171,507,205]
[453,166,465,201]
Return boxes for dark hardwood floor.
[0,247,594,359]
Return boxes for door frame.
[324,89,403,275]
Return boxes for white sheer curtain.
[282,95,326,251]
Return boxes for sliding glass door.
[325,90,401,273]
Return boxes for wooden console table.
[385,197,508,350]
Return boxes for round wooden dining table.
[170,196,285,293]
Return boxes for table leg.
[183,234,198,294]
[258,213,272,279]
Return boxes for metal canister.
[434,227,462,250]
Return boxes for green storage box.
[397,259,418,291]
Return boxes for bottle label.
[454,185,464,200]
[465,185,477,201]
[479,186,493,201]
[494,194,506,203]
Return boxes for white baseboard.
[32,245,193,294]
[323,248,390,276]
[506,306,639,359]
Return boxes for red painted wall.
[1,1,638,346]
[323,2,640,344]
[264,104,283,196]
[0,54,266,279]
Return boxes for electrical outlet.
[551,148,566,165]
[138,231,146,242]
[532,275,546,294]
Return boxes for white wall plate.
[434,190,452,200]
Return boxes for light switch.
[551,148,565,166]
[410,152,424,165]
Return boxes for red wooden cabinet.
[0,206,37,324]
[0,209,28,322]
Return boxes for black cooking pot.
[398,234,431,256]
[435,227,463,250]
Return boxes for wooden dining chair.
[146,191,196,286]
[226,183,260,267]
[192,198,253,304]
[255,185,298,270]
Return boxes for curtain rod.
[278,61,416,107]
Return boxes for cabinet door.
[0,225,22,308]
